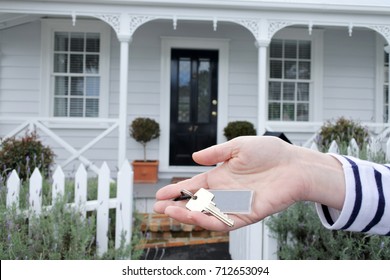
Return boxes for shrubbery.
[316,117,369,151]
[0,131,144,259]
[223,121,257,141]
[0,180,144,260]
[0,131,55,181]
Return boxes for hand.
[154,136,345,231]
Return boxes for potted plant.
[129,117,160,183]
[223,120,257,141]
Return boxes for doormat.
[171,177,190,184]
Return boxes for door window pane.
[197,59,211,123]
[178,58,191,123]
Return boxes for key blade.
[205,204,235,227]
[185,188,235,227]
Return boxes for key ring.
[173,189,195,201]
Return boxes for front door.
[170,49,218,166]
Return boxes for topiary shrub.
[223,120,257,141]
[0,131,55,181]
[317,117,369,151]
[129,117,160,161]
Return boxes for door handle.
[212,111,217,116]
[212,99,217,105]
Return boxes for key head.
[186,188,214,212]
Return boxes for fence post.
[6,170,20,208]
[348,138,359,158]
[115,160,133,253]
[328,140,339,154]
[75,164,88,217]
[387,137,390,162]
[29,168,42,215]
[52,166,65,203]
[96,162,110,256]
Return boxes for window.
[41,19,110,118]
[53,32,101,117]
[268,39,311,121]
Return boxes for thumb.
[192,141,234,166]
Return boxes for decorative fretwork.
[369,25,390,44]
[95,14,121,34]
[95,14,156,37]
[268,20,292,39]
[234,19,260,39]
[128,15,157,36]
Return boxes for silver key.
[185,188,234,227]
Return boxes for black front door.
[170,49,218,166]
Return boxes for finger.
[155,174,208,200]
[192,141,235,166]
[164,206,233,231]
[153,199,187,214]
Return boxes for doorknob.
[212,99,217,105]
[212,111,217,116]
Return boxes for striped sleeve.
[315,154,390,236]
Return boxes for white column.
[256,40,270,135]
[117,35,132,168]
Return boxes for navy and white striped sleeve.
[316,154,390,236]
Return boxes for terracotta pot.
[132,160,159,183]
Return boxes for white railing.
[5,160,133,257]
[0,117,119,176]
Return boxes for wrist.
[295,147,346,210]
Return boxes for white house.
[1,0,390,259]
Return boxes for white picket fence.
[5,160,134,257]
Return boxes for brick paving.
[139,213,229,249]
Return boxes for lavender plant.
[0,179,144,260]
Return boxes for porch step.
[139,213,229,249]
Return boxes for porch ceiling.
[0,13,42,30]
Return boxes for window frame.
[40,19,110,119]
[267,28,323,123]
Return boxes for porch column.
[117,34,132,168]
[117,18,132,168]
[255,40,270,135]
